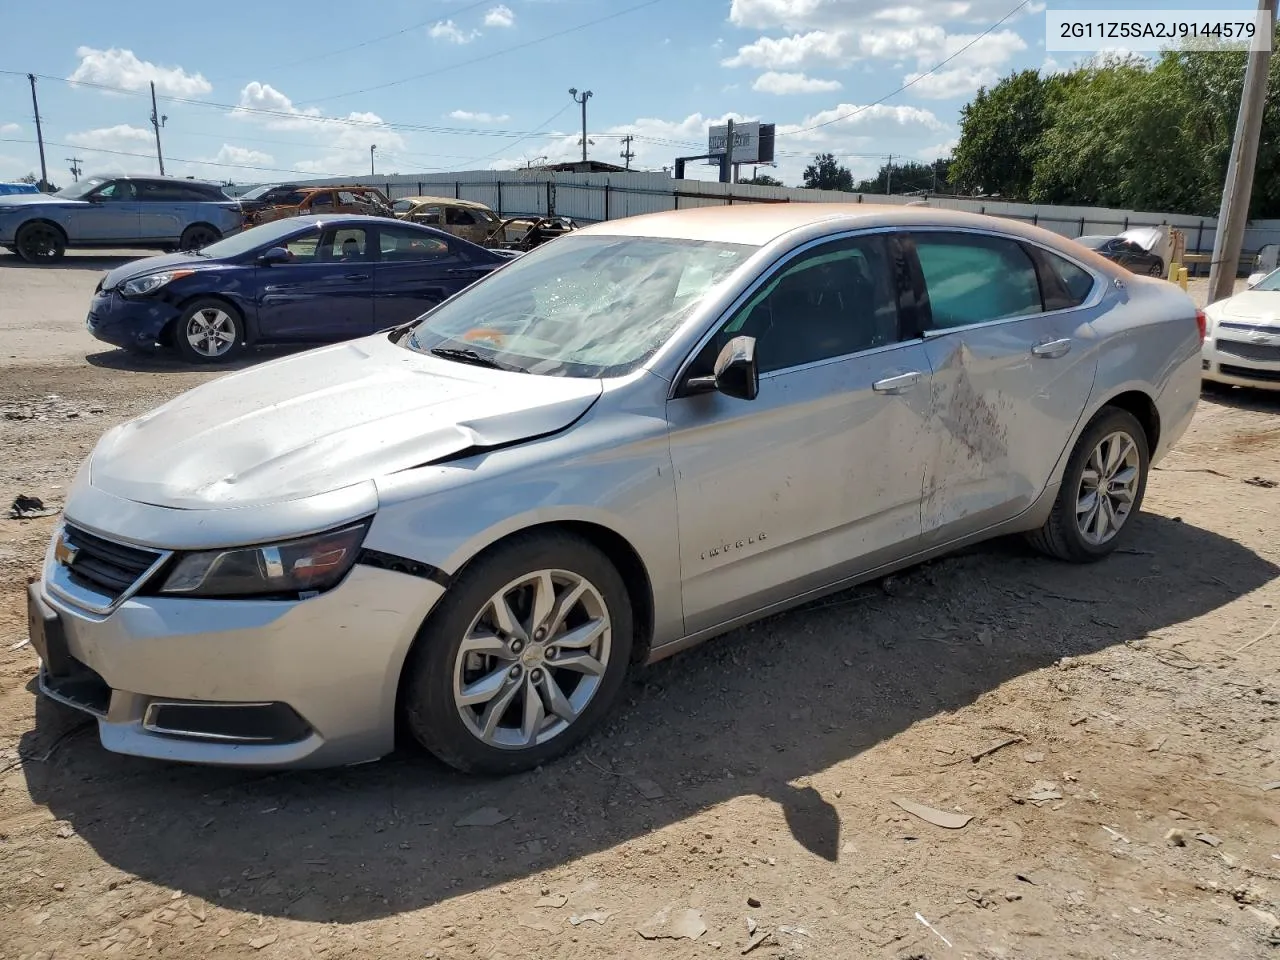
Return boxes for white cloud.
[752,71,843,95]
[69,46,212,97]
[779,102,949,138]
[66,124,155,152]
[729,0,1041,31]
[918,138,959,159]
[448,109,512,123]
[722,31,844,68]
[904,65,1000,99]
[0,122,19,135]
[430,20,481,44]
[484,4,515,28]
[232,81,406,176]
[213,144,273,168]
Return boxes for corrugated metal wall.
[292,169,1280,261]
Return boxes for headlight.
[159,521,371,598]
[120,269,194,298]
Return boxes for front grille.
[1216,339,1280,363]
[143,701,310,744]
[1219,321,1280,332]
[61,524,162,600]
[41,657,111,717]
[1220,363,1280,383]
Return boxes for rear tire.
[179,224,221,251]
[1148,259,1165,278]
[173,298,245,364]
[15,222,66,263]
[1027,407,1150,563]
[400,530,633,775]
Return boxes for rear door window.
[910,232,1043,330]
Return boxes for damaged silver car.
[28,204,1204,773]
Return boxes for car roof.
[577,203,1123,264]
[88,173,223,186]
[300,185,385,193]
[398,195,493,210]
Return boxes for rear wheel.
[179,224,220,251]
[1148,259,1165,278]
[1028,407,1150,563]
[15,222,66,263]
[173,298,244,364]
[400,531,633,774]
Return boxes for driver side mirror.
[685,335,759,401]
[258,246,291,266]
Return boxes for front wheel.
[1027,407,1150,563]
[400,531,633,775]
[15,222,66,263]
[1148,259,1165,278]
[173,298,245,363]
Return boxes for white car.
[1203,268,1280,389]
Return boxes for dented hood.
[89,335,602,509]
[1216,289,1280,324]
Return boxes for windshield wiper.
[429,346,517,371]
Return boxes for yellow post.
[1169,259,1179,282]
[1177,266,1189,291]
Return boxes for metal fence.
[290,170,1280,275]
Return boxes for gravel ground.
[0,252,1276,960]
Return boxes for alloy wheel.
[1075,430,1140,545]
[452,568,611,750]
[18,224,63,262]
[185,308,237,358]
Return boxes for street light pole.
[149,81,167,176]
[1208,0,1276,304]
[569,88,593,163]
[27,74,48,190]
[370,144,377,177]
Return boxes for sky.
[0,0,1251,189]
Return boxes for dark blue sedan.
[86,214,516,363]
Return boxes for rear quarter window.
[1039,249,1096,310]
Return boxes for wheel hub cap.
[1075,430,1140,546]
[452,569,611,750]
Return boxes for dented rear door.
[906,230,1099,544]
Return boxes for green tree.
[855,160,949,194]
[950,69,1053,198]
[742,172,783,186]
[802,153,854,192]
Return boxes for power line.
[0,137,343,179]
[780,0,1031,137]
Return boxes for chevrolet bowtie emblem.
[54,533,79,566]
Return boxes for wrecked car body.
[29,204,1202,774]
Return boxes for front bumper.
[31,551,446,769]
[1202,335,1280,390]
[86,289,181,351]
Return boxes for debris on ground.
[8,494,57,519]
[1243,476,1278,488]
[1194,833,1222,847]
[248,934,278,950]
[569,911,611,926]
[631,778,666,800]
[746,917,757,935]
[1101,825,1130,844]
[1023,751,1046,763]
[971,736,1021,761]
[1166,829,1189,847]
[637,904,706,941]
[915,912,952,949]
[1023,781,1063,805]
[892,798,974,829]
[535,893,568,908]
[741,930,773,954]
[747,897,761,908]
[454,806,509,828]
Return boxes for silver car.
[27,204,1204,773]
[0,174,243,263]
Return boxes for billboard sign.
[707,122,775,164]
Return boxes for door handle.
[872,371,924,395]
[1032,338,1072,359]
[344,273,370,281]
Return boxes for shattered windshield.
[402,234,756,378]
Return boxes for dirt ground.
[1,251,1277,960]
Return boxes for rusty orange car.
[248,186,394,226]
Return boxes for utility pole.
[723,118,734,184]
[886,154,895,195]
[66,157,83,182]
[27,74,48,191]
[620,134,635,170]
[1209,0,1276,304]
[370,144,377,176]
[149,81,167,176]
[569,88,592,163]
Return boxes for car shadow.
[0,252,146,271]
[84,344,319,373]
[18,514,1277,923]
[1201,383,1280,414]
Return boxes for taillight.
[1195,310,1207,342]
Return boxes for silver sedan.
[28,204,1204,773]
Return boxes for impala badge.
[54,532,79,567]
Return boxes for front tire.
[400,531,633,775]
[15,222,66,263]
[173,298,244,363]
[1148,259,1165,278]
[1028,407,1150,563]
